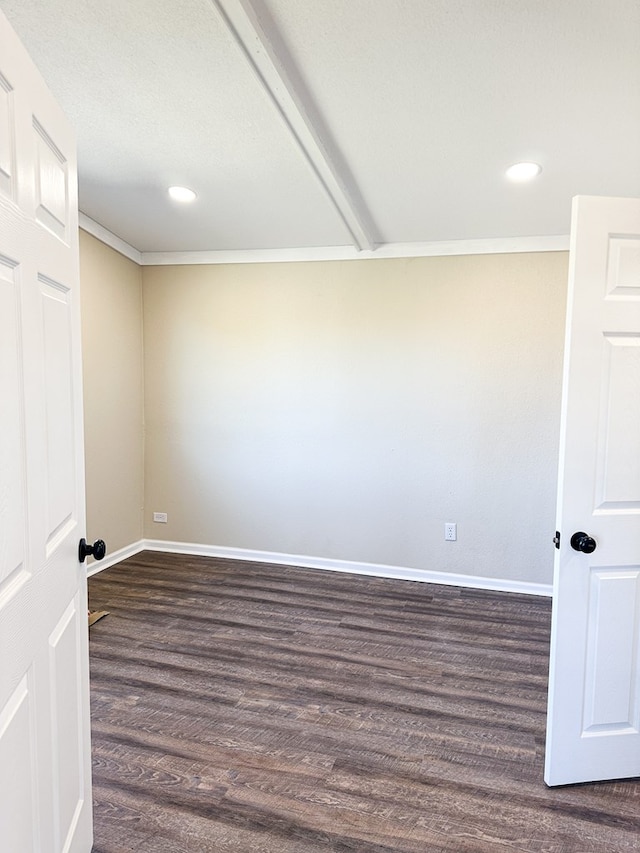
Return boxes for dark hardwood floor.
[88,552,640,852]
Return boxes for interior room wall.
[79,229,144,557]
[142,251,568,586]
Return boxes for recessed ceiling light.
[505,162,542,182]
[168,185,197,203]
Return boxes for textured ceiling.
[1,0,639,255]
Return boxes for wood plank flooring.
[88,552,640,852]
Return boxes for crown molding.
[78,217,569,266]
[142,234,569,266]
[79,213,142,264]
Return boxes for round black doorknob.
[92,539,106,560]
[570,532,597,554]
[78,538,107,563]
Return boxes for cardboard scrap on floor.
[88,610,109,626]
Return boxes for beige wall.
[80,230,144,556]
[142,252,568,585]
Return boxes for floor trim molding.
[86,540,146,577]
[132,539,552,597]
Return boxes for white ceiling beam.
[210,0,378,251]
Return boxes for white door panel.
[34,119,68,241]
[546,196,640,786]
[0,72,14,200]
[0,255,25,590]
[0,675,38,853]
[582,567,640,731]
[41,275,76,547]
[49,596,87,853]
[0,10,92,851]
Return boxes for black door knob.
[78,538,106,563]
[570,532,597,554]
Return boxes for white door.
[545,195,640,786]
[0,11,92,852]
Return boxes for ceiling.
[1,0,639,258]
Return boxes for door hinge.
[553,531,561,549]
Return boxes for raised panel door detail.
[0,71,14,200]
[545,198,640,786]
[0,11,90,849]
[606,236,640,299]
[594,334,640,512]
[582,567,640,734]
[0,255,28,604]
[33,118,67,242]
[0,675,38,853]
[40,275,75,554]
[49,597,84,852]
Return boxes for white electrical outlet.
[153,512,168,523]
[445,522,457,541]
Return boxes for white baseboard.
[86,540,146,577]
[137,539,552,597]
[86,537,552,597]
